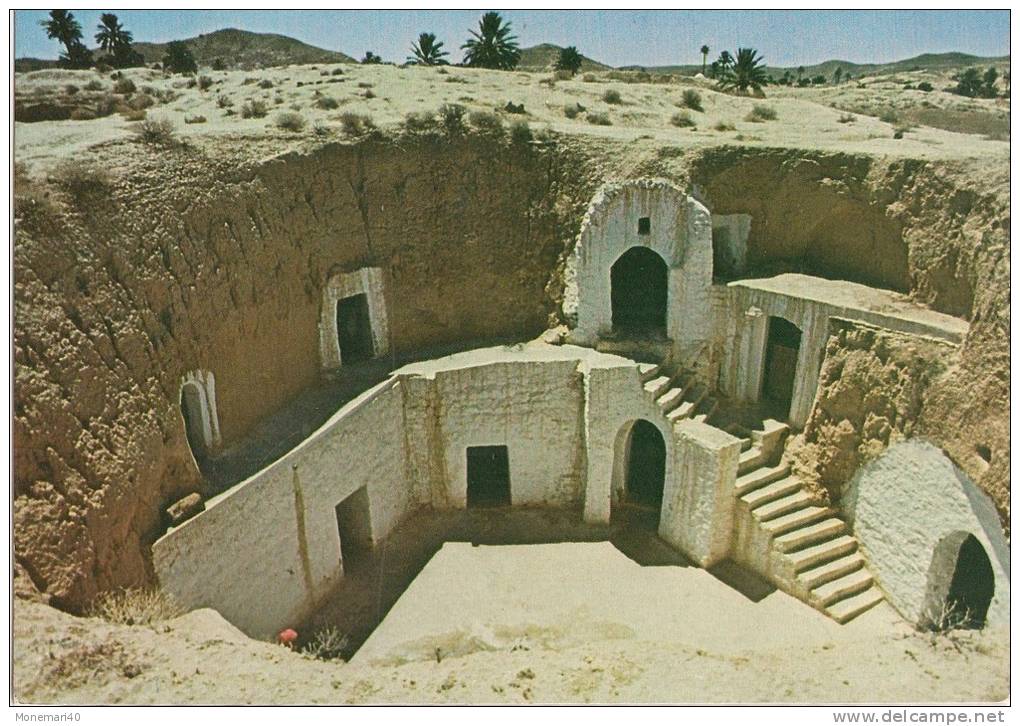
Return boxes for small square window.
[638,217,651,235]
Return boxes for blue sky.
[15,9,1010,67]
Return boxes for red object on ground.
[277,628,298,647]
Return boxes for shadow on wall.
[692,150,912,296]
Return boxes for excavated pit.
[13,134,1010,647]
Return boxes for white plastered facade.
[318,266,390,370]
[844,440,1010,627]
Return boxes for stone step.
[670,399,697,420]
[761,505,835,537]
[741,475,802,510]
[825,586,884,624]
[637,362,662,383]
[735,463,792,497]
[738,437,753,453]
[774,518,846,553]
[754,489,816,521]
[799,552,866,590]
[643,375,673,398]
[787,535,858,573]
[656,387,686,413]
[696,396,718,423]
[738,445,770,475]
[813,567,873,606]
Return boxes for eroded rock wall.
[14,136,596,609]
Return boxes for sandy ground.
[14,62,1009,175]
[14,536,1009,705]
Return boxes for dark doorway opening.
[625,420,666,510]
[180,384,207,463]
[466,445,511,508]
[335,487,373,574]
[761,316,802,421]
[336,293,374,364]
[945,534,994,629]
[610,247,668,336]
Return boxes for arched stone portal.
[921,531,995,630]
[612,419,667,521]
[179,370,221,468]
[611,247,668,335]
[563,179,714,365]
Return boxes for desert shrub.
[155,88,178,104]
[554,69,573,81]
[275,111,306,132]
[240,99,268,119]
[745,104,777,122]
[468,110,504,135]
[70,108,97,121]
[94,94,118,117]
[837,112,856,124]
[90,588,182,626]
[113,77,136,95]
[216,95,234,108]
[713,120,736,131]
[83,79,104,92]
[133,117,176,145]
[258,79,274,89]
[582,73,597,82]
[438,103,468,135]
[357,81,374,89]
[51,159,112,196]
[300,625,349,662]
[586,111,611,126]
[445,75,468,84]
[128,93,155,110]
[509,119,532,143]
[185,114,207,124]
[363,89,376,99]
[401,110,439,135]
[64,84,79,95]
[121,108,147,121]
[681,89,703,112]
[670,111,695,128]
[312,121,332,136]
[879,108,899,124]
[274,94,284,105]
[602,89,622,104]
[290,102,302,111]
[563,103,581,119]
[339,112,376,137]
[315,96,339,110]
[916,81,933,92]
[331,68,344,76]
[197,75,213,91]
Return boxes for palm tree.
[361,51,382,64]
[700,45,709,75]
[555,46,583,76]
[717,47,769,94]
[163,40,197,74]
[95,13,139,67]
[461,11,520,70]
[717,50,733,72]
[407,32,449,66]
[40,10,91,68]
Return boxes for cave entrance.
[622,420,667,513]
[336,487,373,575]
[924,532,994,630]
[761,316,802,421]
[610,247,668,336]
[466,446,511,508]
[336,293,374,364]
[180,383,208,464]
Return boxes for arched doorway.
[922,532,994,630]
[610,247,668,336]
[180,383,209,464]
[620,420,666,510]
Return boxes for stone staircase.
[637,362,719,425]
[635,359,883,624]
[731,427,884,623]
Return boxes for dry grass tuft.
[89,588,182,626]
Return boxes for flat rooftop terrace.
[730,273,969,344]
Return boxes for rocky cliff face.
[13,133,1008,611]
